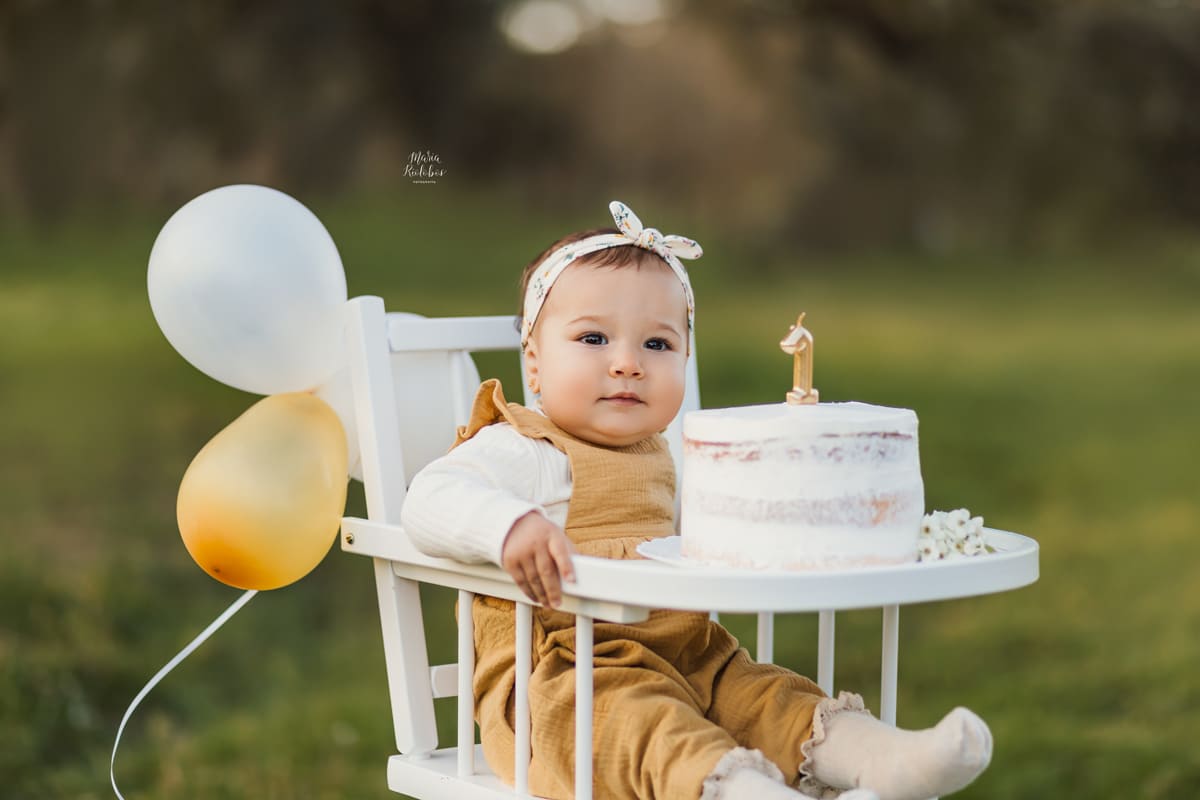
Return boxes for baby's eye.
[579,332,608,346]
[644,338,672,352]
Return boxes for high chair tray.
[341,518,1038,616]
[637,529,1024,572]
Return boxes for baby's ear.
[523,341,541,390]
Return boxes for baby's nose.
[609,347,644,377]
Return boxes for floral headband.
[521,200,703,348]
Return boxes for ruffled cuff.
[700,746,786,800]
[796,691,869,798]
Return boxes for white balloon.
[148,185,348,394]
[315,312,482,483]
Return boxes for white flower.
[946,508,971,529]
[918,539,938,561]
[918,507,990,562]
[964,530,989,555]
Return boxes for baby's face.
[525,263,688,447]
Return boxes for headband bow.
[521,200,702,348]
[609,201,704,262]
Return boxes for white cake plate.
[637,528,1032,575]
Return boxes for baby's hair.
[516,227,671,328]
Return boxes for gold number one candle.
[780,312,819,405]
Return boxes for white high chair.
[338,296,1039,800]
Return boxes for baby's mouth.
[603,392,643,405]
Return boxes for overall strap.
[454,380,676,551]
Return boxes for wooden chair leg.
[881,605,899,725]
[457,590,475,777]
[515,602,532,794]
[576,615,594,800]
[756,612,774,664]
[818,609,835,696]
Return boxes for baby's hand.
[501,511,577,608]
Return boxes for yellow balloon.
[177,393,349,590]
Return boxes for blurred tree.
[2,0,1199,250]
[718,0,1200,248]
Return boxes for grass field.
[3,190,1199,798]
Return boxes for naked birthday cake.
[680,402,924,569]
[678,314,924,570]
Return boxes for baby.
[401,201,993,800]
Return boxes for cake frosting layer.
[680,401,924,570]
[684,401,918,440]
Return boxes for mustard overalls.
[457,380,828,799]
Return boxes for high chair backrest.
[343,296,701,757]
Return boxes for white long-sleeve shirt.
[400,422,574,566]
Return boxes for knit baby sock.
[702,746,881,800]
[702,747,789,800]
[717,767,883,800]
[805,705,992,800]
[719,767,806,799]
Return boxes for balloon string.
[110,588,258,800]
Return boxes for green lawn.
[3,190,1198,798]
